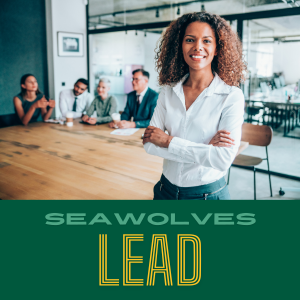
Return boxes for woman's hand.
[116,121,135,129]
[86,117,97,125]
[48,99,55,108]
[34,96,48,109]
[142,126,173,148]
[108,121,116,128]
[209,130,235,147]
[82,115,89,122]
[40,96,55,121]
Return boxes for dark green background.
[1,201,299,300]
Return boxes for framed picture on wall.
[57,32,83,57]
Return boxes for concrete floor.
[228,127,300,200]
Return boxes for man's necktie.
[136,95,140,114]
[72,97,78,112]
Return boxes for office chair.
[228,123,273,200]
[279,75,285,87]
[274,78,281,89]
[0,113,19,128]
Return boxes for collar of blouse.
[172,73,232,104]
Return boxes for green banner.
[1,201,299,299]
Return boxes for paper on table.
[44,119,63,124]
[110,128,139,136]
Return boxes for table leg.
[284,105,287,136]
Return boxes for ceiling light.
[156,9,159,18]
[144,31,147,37]
[282,0,298,7]
[135,30,138,35]
[177,7,180,15]
[201,4,205,12]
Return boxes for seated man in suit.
[109,69,158,128]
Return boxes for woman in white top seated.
[143,12,246,200]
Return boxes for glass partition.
[243,15,300,100]
[242,15,300,178]
[89,29,163,110]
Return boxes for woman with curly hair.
[143,12,247,200]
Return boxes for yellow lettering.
[99,234,119,286]
[146,234,172,286]
[177,234,201,286]
[123,234,144,286]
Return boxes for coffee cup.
[66,112,73,127]
[112,113,121,128]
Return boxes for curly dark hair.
[155,12,247,87]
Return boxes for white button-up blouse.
[144,73,245,187]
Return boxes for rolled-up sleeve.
[96,96,118,123]
[86,98,96,117]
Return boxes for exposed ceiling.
[88,0,300,23]
[244,15,300,43]
[88,0,300,42]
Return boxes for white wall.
[46,0,87,118]
[273,42,300,85]
[144,32,161,93]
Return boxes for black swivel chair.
[0,113,19,128]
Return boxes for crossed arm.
[143,89,244,172]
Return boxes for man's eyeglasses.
[131,78,142,82]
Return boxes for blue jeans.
[153,174,231,200]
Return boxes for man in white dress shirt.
[59,78,93,119]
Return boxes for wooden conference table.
[0,121,248,200]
